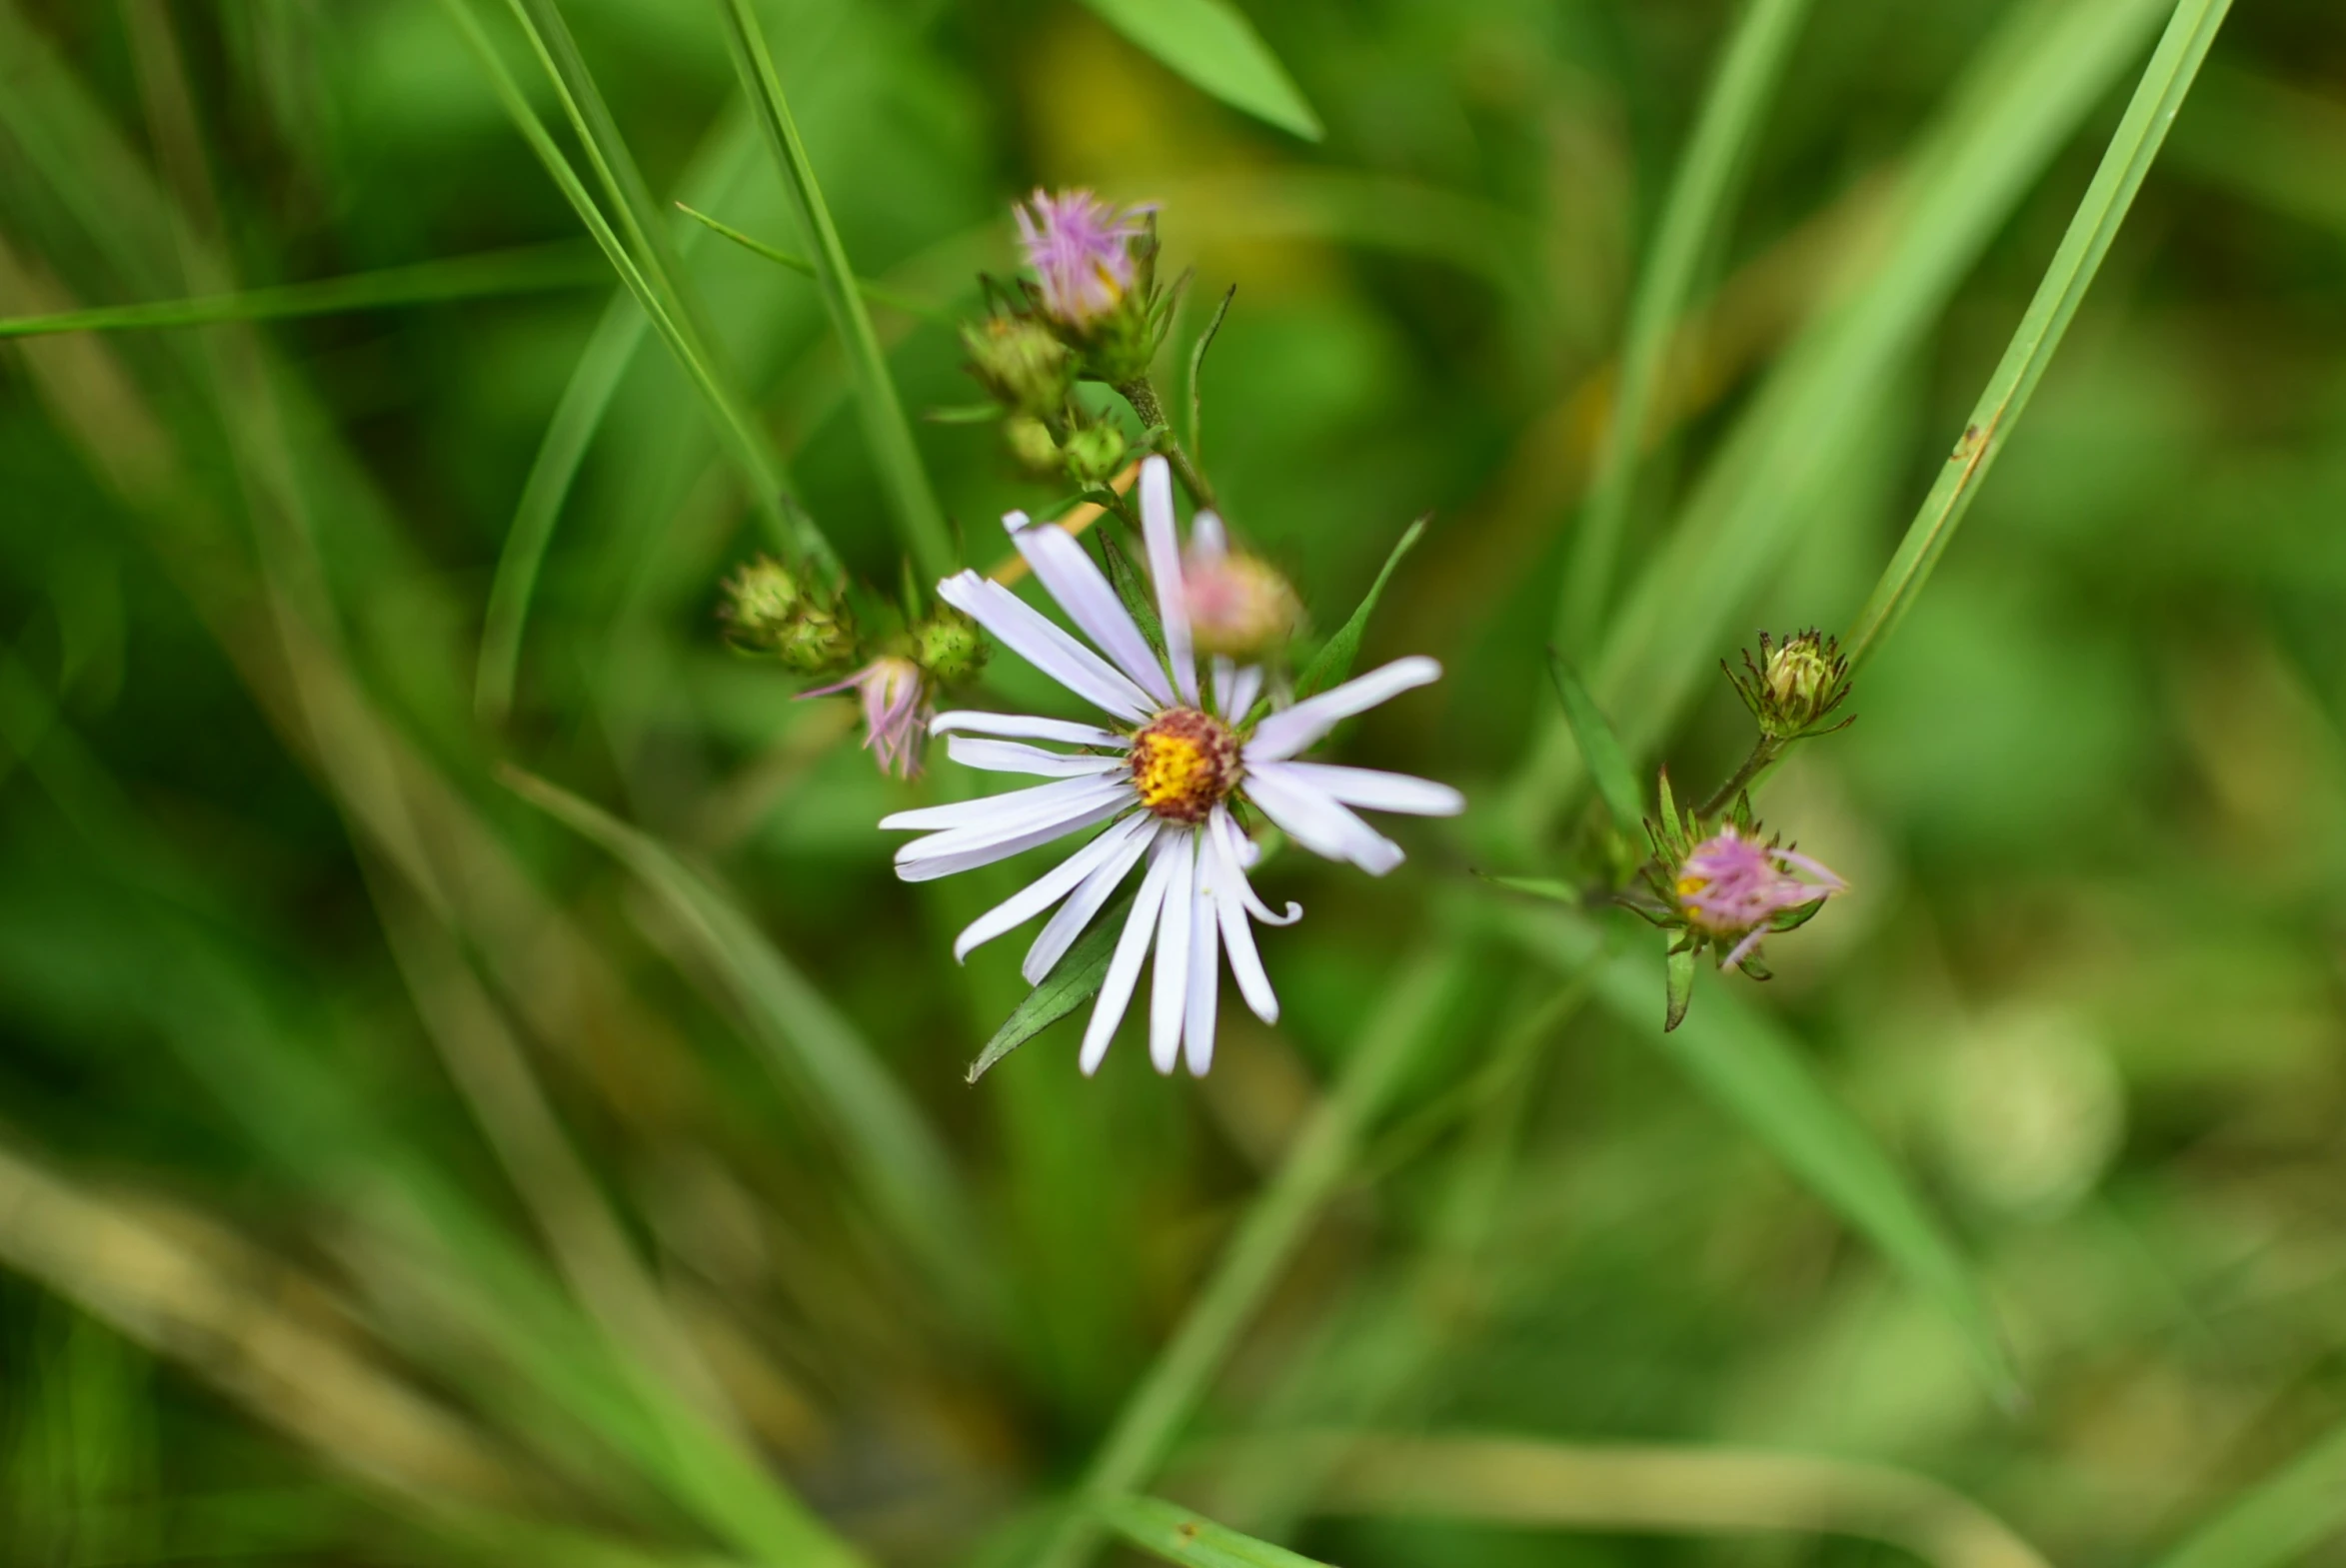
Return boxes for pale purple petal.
[1219,664,1264,725]
[1138,457,1198,706]
[1183,882,1220,1076]
[1025,818,1160,984]
[1208,806,1298,923]
[1265,761,1464,817]
[1245,657,1441,763]
[952,811,1154,963]
[881,774,1122,833]
[1149,833,1194,1074]
[1008,514,1175,706]
[1081,834,1179,1075]
[1203,818,1278,1024]
[932,711,1128,748]
[896,793,1131,882]
[946,738,1126,778]
[1244,762,1405,875]
[937,572,1154,722]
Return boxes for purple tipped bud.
[1015,188,1150,327]
[1675,827,1845,969]
[803,656,931,780]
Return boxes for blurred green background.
[2,0,2343,1565]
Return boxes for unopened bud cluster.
[718,552,993,781]
[1725,629,1853,742]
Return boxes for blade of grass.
[1078,0,1322,142]
[1840,0,2233,672]
[0,241,602,338]
[1503,0,2172,844]
[674,201,950,322]
[499,767,993,1328]
[712,0,955,582]
[2149,1417,2346,1568]
[1094,1495,1332,1568]
[1499,902,2016,1400]
[1030,940,1466,1568]
[431,0,832,568]
[1561,0,1815,650]
[474,104,759,727]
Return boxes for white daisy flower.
[881,457,1464,1077]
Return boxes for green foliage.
[1078,0,1323,142]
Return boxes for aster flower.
[1015,188,1150,328]
[1673,825,1845,970]
[804,656,931,780]
[881,457,1463,1076]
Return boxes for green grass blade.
[967,897,1132,1082]
[1031,943,1466,1568]
[1078,0,1323,142]
[0,241,602,338]
[1292,517,1426,701]
[499,767,993,1326]
[1503,0,2172,843]
[1545,649,1644,837]
[673,201,951,321]
[1561,0,1814,648]
[432,0,829,567]
[1095,1495,1332,1568]
[712,0,956,583]
[2150,1418,2346,1568]
[1510,906,2015,1399]
[473,107,760,728]
[1841,0,2234,672]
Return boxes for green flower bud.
[961,315,1073,417]
[911,606,989,687]
[1062,421,1128,486]
[1726,629,1853,741]
[1004,415,1063,475]
[718,556,858,674]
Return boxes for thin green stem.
[1030,943,1463,1568]
[0,241,602,338]
[711,0,956,585]
[1562,0,1813,652]
[673,201,953,322]
[1841,0,2234,674]
[1695,737,1783,820]
[1116,375,1217,511]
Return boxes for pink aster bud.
[1674,826,1845,970]
[802,656,931,780]
[1180,548,1300,660]
[1014,188,1150,328]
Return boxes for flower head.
[879,457,1463,1077]
[805,656,932,780]
[1179,537,1299,661]
[1015,188,1150,328]
[962,314,1073,417]
[1674,825,1845,970]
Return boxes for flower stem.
[1697,737,1783,821]
[1116,375,1218,512]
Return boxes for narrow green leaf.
[1662,941,1696,1032]
[712,0,955,583]
[1100,532,1170,656]
[1077,0,1323,141]
[1292,517,1426,701]
[673,201,951,322]
[1562,0,1815,647]
[1654,768,1681,850]
[1841,0,2233,672]
[966,895,1133,1082]
[1094,1494,1333,1568]
[1479,874,1583,905]
[1546,649,1645,838]
[2151,1417,2346,1568]
[1186,283,1236,456]
[499,767,991,1323]
[0,241,602,339]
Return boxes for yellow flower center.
[1129,709,1241,822]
